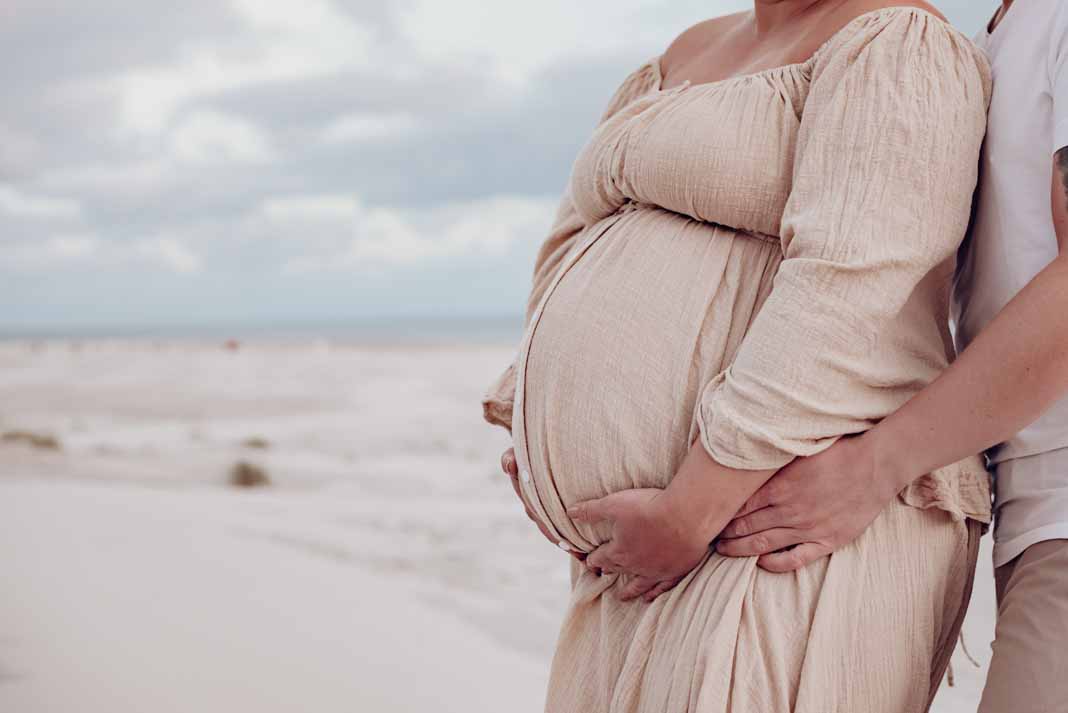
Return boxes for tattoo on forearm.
[1056,147,1068,210]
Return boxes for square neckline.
[652,5,958,93]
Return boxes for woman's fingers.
[503,447,561,547]
[617,574,660,601]
[715,527,804,557]
[584,543,603,575]
[502,446,587,559]
[616,574,687,602]
[586,542,622,572]
[756,542,832,573]
[567,496,615,524]
[642,576,684,602]
[501,447,518,477]
[501,447,524,499]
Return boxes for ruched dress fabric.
[481,8,993,713]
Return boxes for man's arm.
[717,151,1068,572]
[866,151,1068,479]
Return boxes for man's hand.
[569,488,703,601]
[713,147,1068,577]
[716,434,902,572]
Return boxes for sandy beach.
[0,339,997,712]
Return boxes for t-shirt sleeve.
[695,10,991,469]
[1049,0,1068,154]
[480,58,661,433]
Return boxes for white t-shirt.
[953,0,1068,567]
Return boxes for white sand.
[0,479,560,713]
[0,340,997,712]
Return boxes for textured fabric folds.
[480,7,993,711]
[697,7,991,474]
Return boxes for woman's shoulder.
[802,3,991,119]
[822,0,948,29]
[813,2,968,58]
[658,3,956,81]
[809,1,988,80]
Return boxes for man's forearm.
[864,255,1068,490]
[716,157,1068,574]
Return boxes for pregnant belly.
[514,206,782,550]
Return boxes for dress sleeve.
[695,10,992,469]
[481,58,661,433]
[479,195,585,432]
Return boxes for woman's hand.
[569,439,776,601]
[568,488,702,601]
[500,447,586,562]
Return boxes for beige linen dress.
[481,7,993,712]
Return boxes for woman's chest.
[568,77,807,238]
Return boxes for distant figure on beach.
[483,1,992,711]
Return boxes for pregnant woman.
[482,2,992,711]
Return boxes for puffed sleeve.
[481,58,662,433]
[696,9,992,469]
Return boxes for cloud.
[111,0,375,135]
[258,194,361,222]
[5,234,99,267]
[36,159,171,199]
[0,123,42,176]
[169,110,275,164]
[395,0,744,85]
[319,112,422,144]
[48,234,99,258]
[136,238,203,274]
[0,0,995,327]
[2,233,200,275]
[0,184,81,220]
[266,193,558,272]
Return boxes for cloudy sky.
[2,1,991,331]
